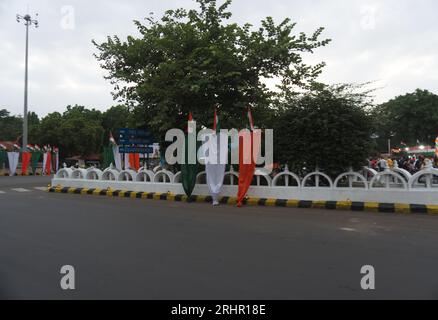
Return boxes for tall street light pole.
[16,13,38,151]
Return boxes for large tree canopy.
[0,109,39,142]
[93,0,331,139]
[25,105,133,158]
[273,85,373,177]
[372,89,438,150]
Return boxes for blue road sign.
[118,128,154,146]
[119,138,153,145]
[119,147,154,154]
[119,128,152,138]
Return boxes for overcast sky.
[1,0,438,117]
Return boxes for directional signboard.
[119,137,153,145]
[119,147,154,154]
[118,128,153,145]
[118,128,154,154]
[119,128,152,137]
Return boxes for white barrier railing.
[51,164,438,205]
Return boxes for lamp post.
[388,132,396,156]
[16,13,38,151]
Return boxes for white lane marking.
[0,191,5,194]
[34,187,48,191]
[11,188,31,193]
[340,228,357,232]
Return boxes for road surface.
[1,175,438,299]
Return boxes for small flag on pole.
[213,107,219,132]
[435,137,438,157]
[187,112,194,134]
[247,107,254,131]
[109,132,117,145]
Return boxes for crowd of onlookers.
[369,155,438,174]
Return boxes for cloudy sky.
[1,0,437,117]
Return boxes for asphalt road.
[1,175,438,300]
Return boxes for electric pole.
[16,12,38,151]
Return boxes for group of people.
[369,155,437,174]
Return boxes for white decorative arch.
[102,169,118,181]
[272,166,300,187]
[153,170,174,183]
[71,168,88,180]
[334,171,368,189]
[391,161,412,182]
[173,171,182,184]
[117,170,137,182]
[302,170,333,188]
[409,166,438,189]
[252,169,272,186]
[135,170,154,182]
[370,170,407,189]
[392,168,412,182]
[223,168,239,186]
[85,168,103,180]
[196,171,207,184]
[361,167,378,181]
[153,166,162,173]
[55,168,73,179]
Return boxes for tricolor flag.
[213,107,220,133]
[109,132,117,145]
[186,112,195,134]
[435,137,438,158]
[247,107,254,131]
[205,107,227,206]
[237,106,258,207]
[181,112,198,197]
[53,147,60,172]
[109,132,122,170]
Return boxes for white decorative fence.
[51,164,438,205]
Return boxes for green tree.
[35,106,105,158]
[372,89,438,150]
[273,85,373,177]
[0,109,22,141]
[101,105,134,141]
[93,0,330,141]
[28,111,40,143]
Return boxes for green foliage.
[101,105,133,133]
[0,109,22,141]
[273,85,373,177]
[37,105,116,158]
[372,89,438,150]
[93,0,330,141]
[1,105,133,158]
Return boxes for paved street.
[1,176,438,300]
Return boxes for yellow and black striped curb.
[47,187,438,215]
